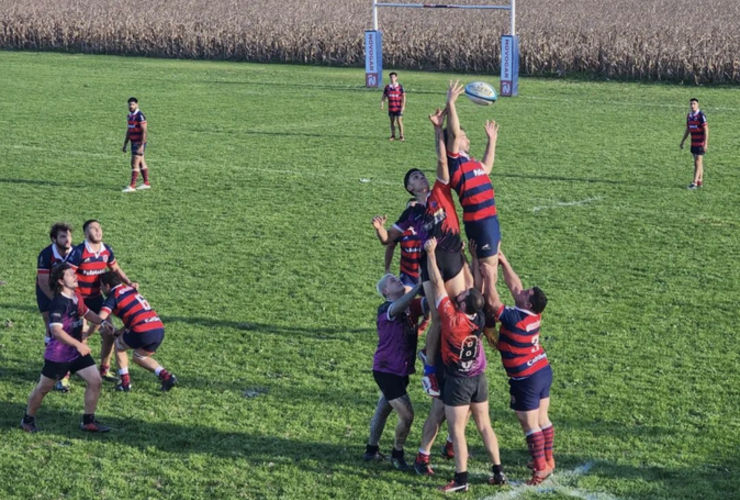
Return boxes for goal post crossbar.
[372,0,515,33]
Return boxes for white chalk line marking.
[479,462,625,500]
[533,197,603,212]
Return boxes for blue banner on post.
[365,30,383,88]
[500,35,519,97]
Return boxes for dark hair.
[463,288,485,315]
[128,97,138,103]
[403,168,423,194]
[82,219,99,233]
[389,72,398,77]
[690,98,699,103]
[49,222,73,241]
[49,263,73,295]
[100,271,123,290]
[530,286,548,314]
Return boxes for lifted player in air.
[99,272,177,392]
[36,222,74,392]
[481,252,554,486]
[122,97,151,192]
[67,220,139,384]
[21,264,115,433]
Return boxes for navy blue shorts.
[509,365,552,412]
[83,295,104,314]
[388,111,403,118]
[36,287,52,313]
[122,328,164,353]
[400,272,420,289]
[465,217,501,259]
[131,142,147,157]
[690,146,705,156]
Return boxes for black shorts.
[83,295,104,314]
[690,146,705,156]
[373,370,409,401]
[42,354,96,380]
[388,111,403,118]
[442,373,488,407]
[420,248,465,283]
[122,328,164,353]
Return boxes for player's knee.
[132,351,149,364]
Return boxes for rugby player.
[380,72,406,141]
[21,264,115,433]
[363,277,423,470]
[67,220,138,383]
[425,237,506,493]
[372,200,422,293]
[122,97,151,192]
[36,222,74,392]
[99,272,177,392]
[481,252,554,486]
[679,97,708,189]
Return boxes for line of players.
[367,81,555,493]
[21,220,177,433]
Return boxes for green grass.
[1,51,739,500]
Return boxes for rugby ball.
[464,81,497,106]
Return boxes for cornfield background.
[1,0,740,84]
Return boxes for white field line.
[479,462,626,500]
[532,197,603,212]
[519,95,740,113]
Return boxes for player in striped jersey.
[99,272,177,392]
[122,97,151,192]
[36,222,75,392]
[481,252,553,486]
[445,80,502,297]
[381,72,406,141]
[372,200,423,292]
[67,220,139,383]
[680,97,709,189]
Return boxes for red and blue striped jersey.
[448,152,498,223]
[438,296,487,377]
[383,84,405,112]
[67,241,116,298]
[127,109,146,142]
[494,305,549,378]
[687,111,707,147]
[101,285,164,333]
[398,227,422,279]
[36,244,72,294]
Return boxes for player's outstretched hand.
[485,120,499,141]
[428,108,446,128]
[447,79,465,104]
[130,282,140,291]
[371,215,387,230]
[424,237,437,253]
[468,239,478,259]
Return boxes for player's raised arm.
[109,262,139,291]
[388,282,423,318]
[497,250,523,299]
[468,239,484,293]
[372,215,402,245]
[429,108,449,183]
[384,240,398,274]
[424,238,446,301]
[480,262,504,313]
[481,120,499,175]
[445,80,465,155]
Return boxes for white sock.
[154,366,163,376]
[418,448,429,456]
[118,367,129,375]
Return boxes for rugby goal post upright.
[365,0,519,96]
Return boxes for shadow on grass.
[0,177,65,187]
[496,172,630,186]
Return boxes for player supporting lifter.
[363,277,424,470]
[445,80,501,288]
[36,222,74,392]
[122,97,151,193]
[481,252,554,486]
[425,237,506,493]
[99,272,177,392]
[67,220,139,383]
[21,264,115,433]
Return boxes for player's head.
[49,222,73,250]
[443,127,470,154]
[404,168,429,196]
[389,72,398,83]
[49,263,77,295]
[100,271,123,296]
[128,97,138,112]
[516,286,548,314]
[376,273,404,301]
[83,219,103,243]
[689,98,699,112]
[455,287,485,315]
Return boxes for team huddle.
[21,220,177,434]
[367,81,555,493]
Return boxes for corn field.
[1,0,739,84]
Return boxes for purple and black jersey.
[373,301,419,377]
[45,291,89,363]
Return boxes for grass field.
[0,51,739,500]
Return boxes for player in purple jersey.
[363,277,423,470]
[21,264,115,433]
[36,222,75,392]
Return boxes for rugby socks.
[366,444,380,455]
[118,367,131,387]
[525,429,547,471]
[141,167,150,185]
[391,448,404,459]
[100,365,111,376]
[492,464,503,475]
[155,367,171,381]
[418,448,430,456]
[454,471,469,485]
[542,424,555,462]
[22,413,35,424]
[130,169,140,188]
[82,413,95,425]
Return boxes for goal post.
[365,0,519,96]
